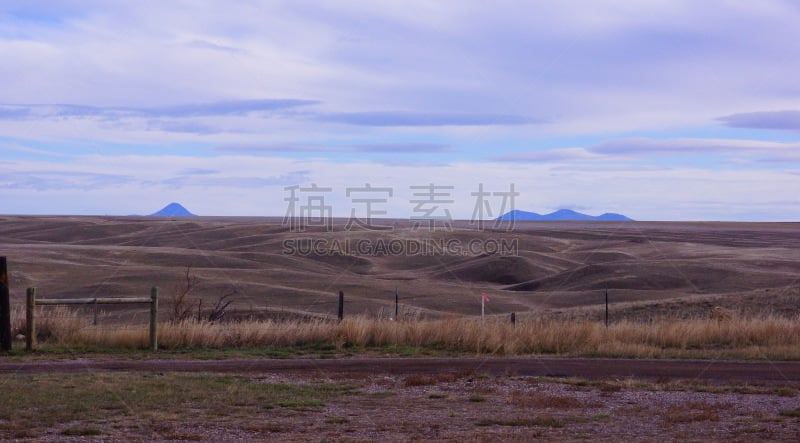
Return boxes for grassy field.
[0,372,358,440]
[0,371,798,441]
[14,307,800,360]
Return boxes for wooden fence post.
[0,257,11,351]
[150,287,158,351]
[510,312,516,327]
[338,291,344,321]
[26,288,36,351]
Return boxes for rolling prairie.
[1,216,799,321]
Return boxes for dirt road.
[2,357,799,384]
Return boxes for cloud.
[179,168,219,175]
[758,152,800,162]
[4,2,800,220]
[316,111,539,127]
[352,143,452,153]
[490,148,602,162]
[370,158,452,167]
[0,107,30,119]
[145,120,221,135]
[0,99,319,120]
[214,142,451,154]
[3,154,799,221]
[487,137,800,165]
[3,170,134,190]
[589,137,800,156]
[159,172,309,189]
[717,110,800,131]
[0,140,70,157]
[4,2,800,135]
[150,100,319,118]
[182,39,245,54]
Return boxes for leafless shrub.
[198,286,238,322]
[169,266,237,323]
[169,266,198,322]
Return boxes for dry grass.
[404,372,467,387]
[12,308,800,359]
[510,391,583,408]
[663,401,728,423]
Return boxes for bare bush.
[169,266,237,323]
[198,287,238,322]
[169,266,198,322]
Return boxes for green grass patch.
[276,399,325,409]
[0,372,357,435]
[19,342,458,361]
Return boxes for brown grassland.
[2,216,799,357]
[2,216,800,441]
[2,216,799,319]
[11,308,800,360]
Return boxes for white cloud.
[591,137,800,156]
[3,1,800,220]
[486,137,800,164]
[491,147,604,162]
[2,154,798,221]
[4,1,800,130]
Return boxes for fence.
[25,287,159,351]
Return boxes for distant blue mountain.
[497,209,633,221]
[150,202,196,217]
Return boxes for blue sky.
[1,1,799,220]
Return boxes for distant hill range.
[150,202,196,217]
[497,209,633,221]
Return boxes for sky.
[1,1,799,221]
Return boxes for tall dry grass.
[13,307,800,359]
